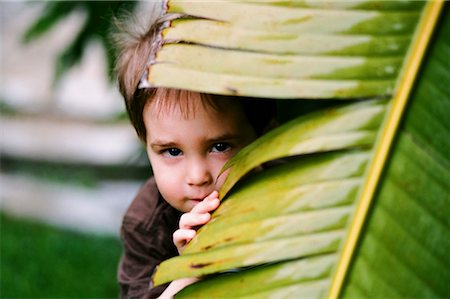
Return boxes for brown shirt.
[118,177,182,299]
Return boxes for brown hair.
[114,6,276,143]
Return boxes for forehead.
[145,89,246,121]
[143,90,255,143]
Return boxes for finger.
[191,191,220,214]
[179,212,211,229]
[193,196,219,214]
[173,229,196,252]
[173,228,196,245]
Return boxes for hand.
[173,191,220,254]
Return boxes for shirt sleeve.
[117,179,180,299]
[118,220,172,298]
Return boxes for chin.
[185,199,201,211]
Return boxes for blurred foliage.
[0,100,18,116]
[23,0,138,83]
[0,155,150,188]
[0,213,122,298]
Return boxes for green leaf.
[342,10,450,297]
[156,44,403,80]
[188,152,371,254]
[154,150,371,284]
[177,255,335,298]
[155,230,343,285]
[211,178,361,228]
[146,1,422,98]
[219,99,386,197]
[149,64,395,98]
[168,0,421,35]
[248,1,424,12]
[163,19,414,55]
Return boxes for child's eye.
[211,143,231,153]
[163,148,182,157]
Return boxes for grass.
[0,213,123,298]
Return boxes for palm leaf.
[145,0,448,297]
[341,8,450,297]
[218,99,386,197]
[143,1,423,98]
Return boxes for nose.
[186,158,213,187]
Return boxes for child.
[114,7,276,299]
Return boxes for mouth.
[186,191,214,206]
[188,193,210,202]
[187,198,203,205]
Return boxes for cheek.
[149,156,181,198]
[153,168,185,208]
[152,168,171,194]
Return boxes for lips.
[185,196,201,203]
[185,190,215,206]
[189,198,202,203]
[187,194,210,202]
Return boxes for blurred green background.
[0,1,149,298]
[1,213,121,298]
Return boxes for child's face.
[144,94,257,212]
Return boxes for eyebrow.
[150,140,177,149]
